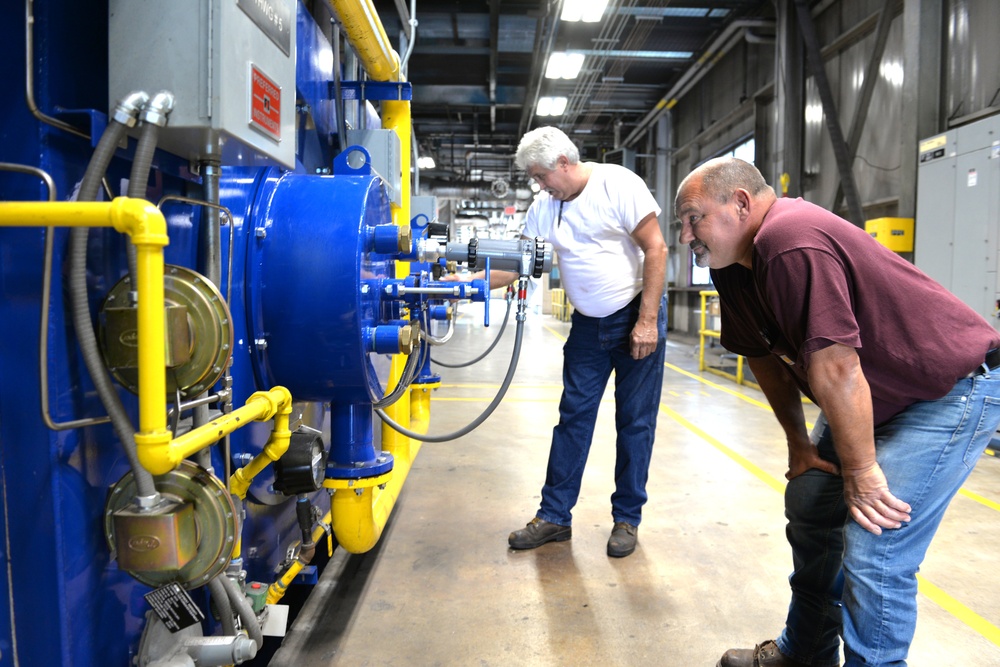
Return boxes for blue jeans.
[536,294,666,527]
[776,370,1000,666]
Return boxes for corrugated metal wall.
[945,0,1000,124]
[669,0,999,218]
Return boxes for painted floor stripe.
[661,399,1000,648]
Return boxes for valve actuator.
[414,237,552,278]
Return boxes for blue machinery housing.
[0,1,551,665]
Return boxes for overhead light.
[536,96,568,116]
[545,52,585,79]
[417,156,436,169]
[561,0,609,23]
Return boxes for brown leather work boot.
[606,521,638,557]
[508,517,571,549]
[716,640,811,667]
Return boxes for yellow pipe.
[331,435,421,554]
[0,198,172,462]
[159,387,292,476]
[327,0,400,82]
[319,1,421,555]
[266,509,334,605]
[409,384,435,434]
[229,393,294,500]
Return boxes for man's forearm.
[638,245,666,325]
[467,269,519,290]
[806,344,876,472]
[746,355,808,443]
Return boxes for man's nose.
[678,222,693,244]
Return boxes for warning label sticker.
[144,583,205,633]
[249,64,282,142]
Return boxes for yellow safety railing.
[698,290,758,389]
[550,288,572,322]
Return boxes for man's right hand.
[786,436,839,480]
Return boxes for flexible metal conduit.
[69,97,160,497]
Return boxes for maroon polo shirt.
[711,197,1000,426]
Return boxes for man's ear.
[734,188,751,218]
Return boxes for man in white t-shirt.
[462,126,668,557]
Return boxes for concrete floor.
[270,300,1000,666]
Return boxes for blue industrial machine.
[0,1,550,665]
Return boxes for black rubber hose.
[376,313,525,443]
[68,117,157,498]
[430,295,512,368]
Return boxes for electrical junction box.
[865,217,913,253]
[109,0,297,170]
[347,129,401,206]
[916,113,1000,329]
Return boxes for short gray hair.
[675,157,772,213]
[515,126,580,171]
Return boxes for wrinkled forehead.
[674,174,702,213]
[674,187,704,218]
[526,164,553,180]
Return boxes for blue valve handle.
[483,256,491,327]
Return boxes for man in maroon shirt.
[675,157,1000,667]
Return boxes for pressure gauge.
[273,430,328,494]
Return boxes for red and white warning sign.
[249,64,282,142]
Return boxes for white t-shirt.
[522,163,661,317]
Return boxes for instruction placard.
[144,583,205,633]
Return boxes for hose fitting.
[113,91,150,127]
[142,91,177,127]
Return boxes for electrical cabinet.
[109,0,297,169]
[916,113,1000,328]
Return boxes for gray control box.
[109,0,297,169]
[916,113,1000,329]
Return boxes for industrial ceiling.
[369,0,773,191]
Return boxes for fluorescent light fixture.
[561,0,609,23]
[545,52,585,79]
[417,156,436,169]
[536,96,568,116]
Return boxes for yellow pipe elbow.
[229,401,293,500]
[0,198,172,471]
[142,387,292,477]
[331,436,420,554]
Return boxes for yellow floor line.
[957,487,1000,512]
[916,576,1000,646]
[663,361,1000,515]
[543,324,568,342]
[664,361,774,411]
[659,404,785,494]
[662,400,1000,649]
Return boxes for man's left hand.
[843,462,912,535]
[630,324,658,360]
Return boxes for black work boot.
[606,522,638,557]
[508,517,571,549]
[717,640,811,667]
